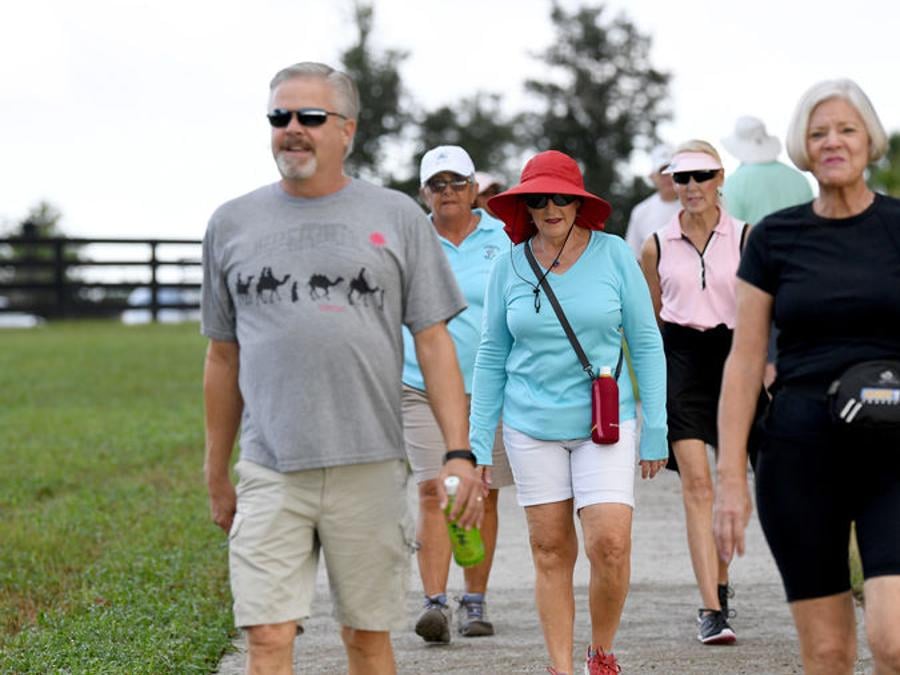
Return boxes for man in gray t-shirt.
[201,62,483,675]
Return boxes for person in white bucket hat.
[721,116,814,388]
[721,116,813,227]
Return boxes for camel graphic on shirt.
[235,273,254,305]
[256,266,291,303]
[308,274,344,300]
[347,267,384,309]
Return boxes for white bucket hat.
[722,116,781,164]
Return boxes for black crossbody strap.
[524,241,624,380]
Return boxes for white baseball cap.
[649,144,674,173]
[420,146,475,186]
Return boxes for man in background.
[625,144,680,258]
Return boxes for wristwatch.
[443,449,477,466]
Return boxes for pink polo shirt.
[656,208,747,331]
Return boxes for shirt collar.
[664,208,732,240]
[473,208,503,232]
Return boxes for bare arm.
[203,339,242,533]
[714,280,772,561]
[414,321,483,528]
[639,235,663,324]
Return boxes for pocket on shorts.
[392,461,419,554]
[228,512,244,542]
[399,515,419,554]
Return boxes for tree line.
[4,0,900,247]
[340,1,671,235]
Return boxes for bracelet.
[443,449,477,466]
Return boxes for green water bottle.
[444,476,486,567]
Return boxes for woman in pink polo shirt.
[640,140,762,646]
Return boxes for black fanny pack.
[827,360,900,430]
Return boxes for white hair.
[269,62,359,157]
[785,79,887,171]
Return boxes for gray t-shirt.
[202,179,466,472]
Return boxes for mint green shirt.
[722,162,813,225]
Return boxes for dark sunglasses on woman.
[426,177,472,193]
[267,108,348,128]
[524,194,578,209]
[672,170,719,185]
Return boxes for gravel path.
[215,468,873,674]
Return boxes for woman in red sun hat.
[469,150,668,674]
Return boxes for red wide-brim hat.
[487,150,612,244]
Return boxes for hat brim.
[488,179,612,245]
[662,153,724,174]
[721,135,781,164]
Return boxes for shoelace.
[698,609,732,635]
[460,598,484,620]
[588,648,621,675]
[423,597,447,611]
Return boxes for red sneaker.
[585,646,621,674]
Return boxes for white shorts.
[503,419,637,511]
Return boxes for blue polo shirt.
[402,209,509,393]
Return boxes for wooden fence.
[0,237,202,321]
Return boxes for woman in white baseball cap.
[403,145,515,645]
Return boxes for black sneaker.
[718,583,735,617]
[697,609,736,645]
[457,594,494,637]
[415,596,451,644]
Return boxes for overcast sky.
[2,0,898,240]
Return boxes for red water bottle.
[591,365,619,444]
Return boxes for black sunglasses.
[426,177,472,193]
[523,194,578,209]
[672,170,719,185]
[267,108,348,128]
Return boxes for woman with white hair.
[715,79,900,674]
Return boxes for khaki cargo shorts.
[228,458,415,631]
[401,384,514,487]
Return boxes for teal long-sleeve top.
[469,231,667,464]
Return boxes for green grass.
[0,321,234,673]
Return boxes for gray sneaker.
[457,594,494,637]
[697,609,736,645]
[414,596,451,644]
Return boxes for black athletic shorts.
[755,389,900,602]
[662,322,765,472]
